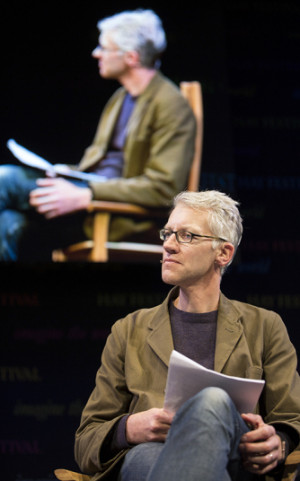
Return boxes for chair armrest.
[284,451,300,465]
[282,450,300,481]
[54,469,91,481]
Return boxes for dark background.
[1,1,300,480]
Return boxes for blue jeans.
[0,165,89,261]
[119,387,255,481]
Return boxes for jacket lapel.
[125,97,150,138]
[214,293,243,373]
[146,289,176,368]
[99,91,126,144]
[125,72,163,146]
[78,89,126,172]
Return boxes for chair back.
[180,81,203,191]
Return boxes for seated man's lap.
[118,388,251,481]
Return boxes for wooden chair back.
[180,81,203,191]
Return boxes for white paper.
[7,138,55,172]
[7,139,106,183]
[164,350,265,414]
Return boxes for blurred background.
[1,1,300,479]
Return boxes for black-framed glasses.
[159,229,228,244]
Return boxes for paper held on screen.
[164,350,265,414]
[6,139,106,183]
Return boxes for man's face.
[161,204,223,288]
[92,34,128,79]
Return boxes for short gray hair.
[173,190,243,273]
[97,9,167,68]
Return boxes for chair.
[52,81,203,263]
[54,450,300,481]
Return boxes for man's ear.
[216,242,235,269]
[124,50,140,67]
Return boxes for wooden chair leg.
[89,211,110,262]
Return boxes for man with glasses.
[74,190,300,481]
[0,9,196,260]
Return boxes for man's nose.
[92,46,101,58]
[163,233,179,249]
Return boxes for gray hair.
[97,9,167,68]
[173,190,243,273]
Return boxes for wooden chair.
[52,81,203,263]
[54,450,300,481]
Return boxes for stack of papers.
[164,350,265,414]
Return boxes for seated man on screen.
[73,190,300,481]
[0,9,196,261]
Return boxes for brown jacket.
[75,288,300,480]
[79,72,196,205]
[78,72,196,241]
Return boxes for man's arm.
[239,310,300,475]
[74,308,169,475]
[261,312,300,440]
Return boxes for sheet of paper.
[6,139,106,183]
[7,138,55,172]
[164,350,265,414]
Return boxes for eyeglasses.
[92,46,124,55]
[159,229,228,244]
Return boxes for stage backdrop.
[1,1,300,480]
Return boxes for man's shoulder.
[112,296,168,331]
[145,72,189,103]
[140,72,196,126]
[220,293,281,323]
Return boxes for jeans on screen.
[0,164,88,261]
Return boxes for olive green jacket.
[78,72,196,241]
[75,288,300,480]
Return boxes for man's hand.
[29,178,92,218]
[239,413,283,475]
[126,408,174,445]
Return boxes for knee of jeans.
[120,442,163,479]
[0,164,17,180]
[182,387,233,420]
[199,386,231,405]
[0,164,38,188]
